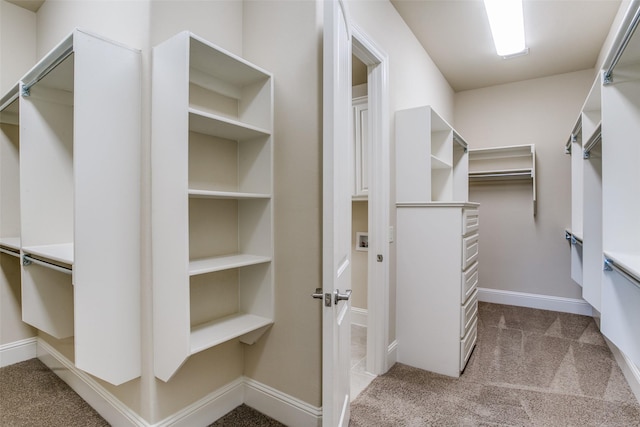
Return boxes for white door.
[321,0,352,425]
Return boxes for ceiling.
[390,0,622,92]
[6,0,44,12]
[6,0,622,92]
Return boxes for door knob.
[334,289,352,304]
[312,288,332,307]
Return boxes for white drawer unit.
[396,202,480,377]
[462,261,479,303]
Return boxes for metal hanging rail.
[566,118,582,154]
[603,0,640,84]
[0,84,19,112]
[583,123,602,159]
[22,254,72,275]
[604,258,640,290]
[0,246,20,258]
[20,34,74,96]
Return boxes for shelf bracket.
[583,150,590,159]
[239,324,272,345]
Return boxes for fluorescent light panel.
[484,0,527,57]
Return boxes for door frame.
[351,24,390,376]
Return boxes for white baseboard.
[244,378,321,427]
[477,288,593,316]
[605,338,640,405]
[157,378,244,427]
[35,337,321,427]
[387,339,398,369]
[37,338,147,427]
[351,307,368,327]
[0,337,37,368]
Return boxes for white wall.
[455,69,596,300]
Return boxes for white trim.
[351,307,368,327]
[35,338,320,426]
[477,287,593,316]
[351,22,391,378]
[606,338,640,404]
[0,337,37,367]
[387,339,398,367]
[37,338,147,427]
[244,378,322,427]
[155,378,244,427]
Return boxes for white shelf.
[468,168,533,181]
[396,106,469,203]
[188,189,271,199]
[22,243,74,265]
[18,29,142,386]
[189,108,270,141]
[153,31,274,382]
[604,251,640,282]
[469,144,536,215]
[431,155,452,169]
[189,254,271,276]
[0,237,20,251]
[190,313,273,354]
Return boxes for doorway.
[349,25,389,400]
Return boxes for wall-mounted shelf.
[18,29,142,386]
[152,31,274,382]
[468,144,536,215]
[396,106,469,203]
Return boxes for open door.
[321,0,352,425]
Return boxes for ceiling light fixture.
[484,0,528,58]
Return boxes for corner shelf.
[468,144,536,215]
[152,31,274,382]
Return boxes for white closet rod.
[603,0,640,84]
[571,235,583,247]
[583,124,602,158]
[566,119,582,154]
[0,247,19,258]
[21,47,73,96]
[0,85,19,112]
[22,254,72,275]
[453,132,468,152]
[604,258,640,290]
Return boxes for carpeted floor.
[1,303,638,426]
[0,358,109,427]
[350,302,640,426]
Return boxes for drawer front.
[462,209,479,236]
[462,261,479,303]
[460,318,478,372]
[461,289,478,338]
[462,233,479,270]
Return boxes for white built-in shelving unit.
[599,2,640,368]
[152,31,274,382]
[468,144,536,216]
[571,76,603,310]
[0,86,21,259]
[396,106,468,203]
[18,29,141,386]
[395,105,478,377]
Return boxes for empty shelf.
[189,254,271,276]
[0,237,21,251]
[189,108,270,141]
[188,189,271,199]
[22,243,74,265]
[190,313,273,354]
